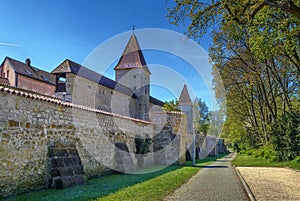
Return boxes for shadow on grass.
[5,152,230,201]
[5,166,184,201]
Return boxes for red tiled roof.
[114,33,151,74]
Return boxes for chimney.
[25,58,31,66]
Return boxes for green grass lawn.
[232,153,300,170]
[96,154,228,201]
[4,154,227,201]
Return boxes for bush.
[250,146,277,162]
[245,149,256,155]
[270,110,300,161]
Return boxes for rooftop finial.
[132,25,135,33]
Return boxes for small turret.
[178,84,193,134]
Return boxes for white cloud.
[0,42,21,47]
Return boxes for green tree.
[193,98,210,133]
[168,0,300,71]
[168,0,300,156]
[163,99,180,112]
[270,110,300,161]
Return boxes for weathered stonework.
[48,140,85,189]
[0,86,187,198]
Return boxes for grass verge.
[5,154,227,201]
[96,154,229,201]
[232,153,300,170]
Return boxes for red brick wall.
[17,74,55,96]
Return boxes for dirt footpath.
[237,167,300,201]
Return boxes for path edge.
[233,166,256,201]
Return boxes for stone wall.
[150,111,187,165]
[0,86,153,197]
[63,73,137,118]
[115,68,150,120]
[0,85,187,198]
[195,135,227,159]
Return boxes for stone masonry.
[48,140,85,189]
[0,85,187,198]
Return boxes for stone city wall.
[0,85,187,198]
[150,111,187,165]
[0,86,153,197]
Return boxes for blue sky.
[0,0,215,108]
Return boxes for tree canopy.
[168,0,300,161]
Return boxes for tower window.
[7,70,9,79]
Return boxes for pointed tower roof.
[179,84,192,105]
[114,33,151,74]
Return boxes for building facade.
[0,33,164,120]
[0,57,56,96]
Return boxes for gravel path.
[165,153,248,201]
[237,167,300,201]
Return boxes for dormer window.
[41,75,48,81]
[25,69,32,75]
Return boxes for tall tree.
[168,0,300,72]
[168,0,300,155]
[193,98,210,133]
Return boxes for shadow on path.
[196,165,228,168]
[214,159,232,163]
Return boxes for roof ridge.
[7,57,40,77]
